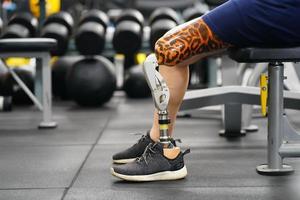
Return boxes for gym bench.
[0,38,57,129]
[229,47,300,175]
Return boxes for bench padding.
[229,47,300,63]
[0,38,57,52]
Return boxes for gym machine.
[229,46,300,175]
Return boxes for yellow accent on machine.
[29,0,60,18]
[260,74,268,116]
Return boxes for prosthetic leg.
[143,54,180,158]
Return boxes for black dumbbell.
[123,65,151,98]
[182,7,207,22]
[66,56,116,107]
[52,55,83,100]
[2,12,38,38]
[75,9,109,55]
[112,9,144,55]
[149,8,180,51]
[41,11,74,56]
[204,0,228,7]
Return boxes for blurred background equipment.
[112,9,144,55]
[2,12,38,38]
[66,56,116,107]
[0,0,215,105]
[29,0,61,18]
[75,9,109,55]
[41,11,74,56]
[148,7,180,51]
[51,55,83,100]
[123,64,151,98]
[0,58,35,105]
[0,96,12,111]
[182,5,207,21]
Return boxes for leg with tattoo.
[155,18,230,66]
[111,18,232,182]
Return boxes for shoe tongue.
[151,142,164,153]
[145,131,155,143]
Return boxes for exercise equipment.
[188,59,209,89]
[182,6,206,21]
[52,56,83,100]
[0,96,12,111]
[75,9,109,55]
[29,0,61,18]
[123,65,151,98]
[2,13,38,38]
[149,7,179,50]
[180,56,259,137]
[204,0,228,7]
[178,0,259,136]
[0,62,12,111]
[229,47,300,176]
[136,0,195,11]
[4,68,34,105]
[66,56,116,107]
[13,69,34,105]
[112,9,144,55]
[0,18,3,35]
[0,64,34,105]
[0,38,57,128]
[41,11,74,56]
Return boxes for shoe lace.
[136,143,157,165]
[133,134,147,146]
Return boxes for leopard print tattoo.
[155,18,230,66]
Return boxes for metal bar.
[279,143,300,158]
[222,103,243,136]
[35,58,43,105]
[267,62,284,169]
[181,86,300,111]
[39,0,46,25]
[39,53,57,128]
[0,60,43,110]
[0,52,47,58]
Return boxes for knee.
[154,36,182,66]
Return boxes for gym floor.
[1,92,300,200]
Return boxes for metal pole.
[39,0,46,28]
[267,62,284,169]
[38,53,57,128]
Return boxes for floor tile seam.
[61,113,115,200]
[69,185,292,190]
[0,144,95,147]
[0,187,66,190]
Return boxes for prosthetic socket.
[143,54,173,148]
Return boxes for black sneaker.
[111,142,190,182]
[112,132,180,164]
[112,132,154,164]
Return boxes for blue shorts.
[202,0,300,47]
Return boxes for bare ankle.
[149,129,160,142]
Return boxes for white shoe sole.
[111,166,187,182]
[113,158,136,164]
